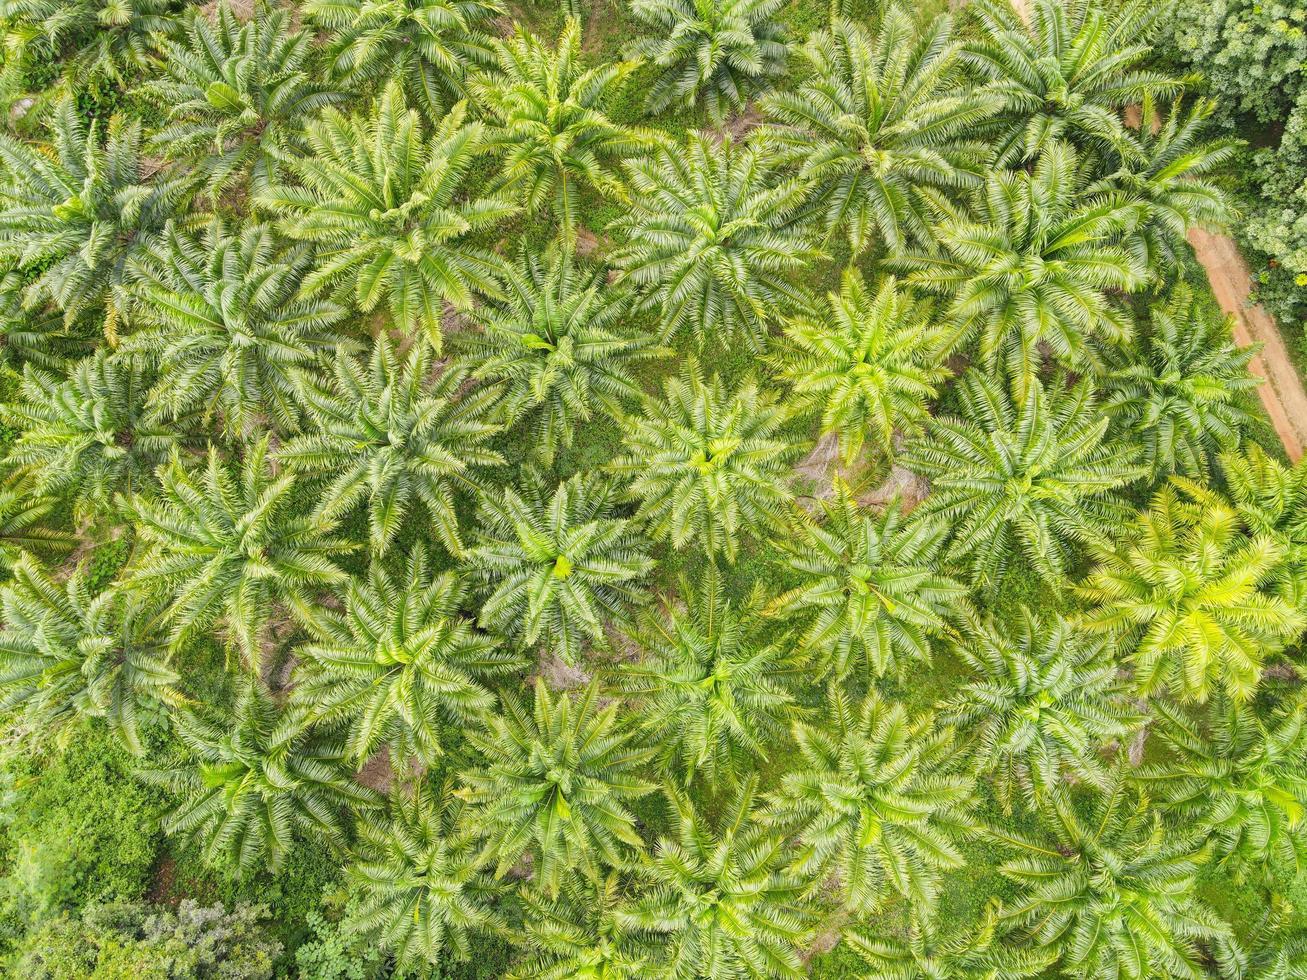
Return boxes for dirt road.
[1187,228,1307,461]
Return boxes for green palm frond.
[765,477,967,681]
[758,10,1001,255]
[0,553,179,753]
[461,678,657,897]
[293,544,523,767]
[905,371,1145,589]
[466,473,653,664]
[613,361,800,563]
[280,335,504,555]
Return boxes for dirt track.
[1187,228,1307,461]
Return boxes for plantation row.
[0,0,1304,975]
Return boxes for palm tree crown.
[905,372,1144,588]
[610,134,813,352]
[759,10,999,254]
[260,84,517,351]
[614,363,800,563]
[765,477,966,681]
[293,545,524,767]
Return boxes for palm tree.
[476,21,653,240]
[1078,479,1305,703]
[893,140,1147,382]
[1223,445,1307,609]
[145,680,382,873]
[124,220,344,438]
[259,83,517,352]
[613,363,799,563]
[465,474,653,665]
[0,474,74,571]
[293,545,524,767]
[345,782,502,973]
[278,337,504,555]
[761,691,974,918]
[123,438,354,668]
[510,870,669,979]
[770,271,949,465]
[0,272,87,370]
[1141,696,1307,877]
[460,250,661,466]
[145,3,346,198]
[1090,96,1239,275]
[844,900,1057,979]
[619,564,797,787]
[0,0,173,90]
[460,679,656,896]
[1103,284,1258,480]
[304,0,500,120]
[758,11,1000,255]
[3,351,178,515]
[765,477,967,681]
[962,0,1182,164]
[624,776,813,979]
[0,554,178,753]
[991,780,1229,979]
[904,372,1145,588]
[609,134,813,352]
[627,0,787,122]
[938,607,1139,813]
[0,101,194,333]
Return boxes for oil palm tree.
[904,372,1145,589]
[123,438,354,668]
[939,607,1139,813]
[893,140,1147,383]
[304,0,500,120]
[293,545,523,767]
[145,3,347,198]
[0,101,194,333]
[1223,446,1307,610]
[962,0,1182,164]
[1078,479,1305,703]
[991,780,1230,979]
[1141,696,1307,878]
[510,870,669,979]
[609,134,813,352]
[460,250,661,466]
[761,691,974,918]
[614,363,799,563]
[1090,95,1239,275]
[346,781,503,973]
[627,0,787,122]
[624,776,814,979]
[466,474,653,664]
[279,337,505,555]
[0,554,178,753]
[3,351,178,515]
[476,21,653,241]
[758,10,1000,255]
[124,220,344,439]
[619,565,798,787]
[0,0,174,90]
[770,271,949,465]
[145,680,382,873]
[1103,284,1258,480]
[460,678,657,896]
[844,900,1058,979]
[259,83,517,352]
[0,272,87,370]
[765,477,967,681]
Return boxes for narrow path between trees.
[1005,0,1307,462]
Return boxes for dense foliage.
[0,0,1302,976]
